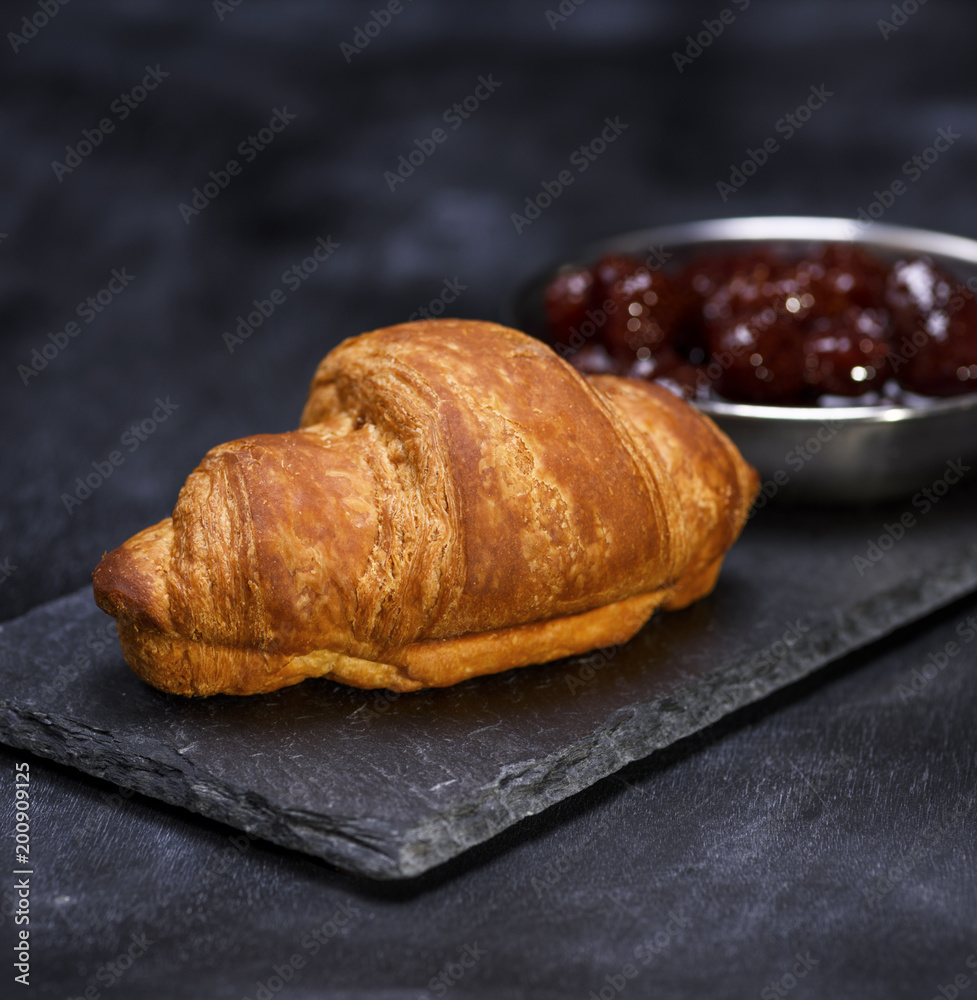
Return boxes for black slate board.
[8,591,976,998]
[2,483,977,880]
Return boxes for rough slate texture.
[2,483,976,879]
[3,590,976,998]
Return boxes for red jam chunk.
[600,256,691,364]
[885,257,977,395]
[543,266,593,343]
[540,243,977,404]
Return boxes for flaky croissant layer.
[93,320,758,695]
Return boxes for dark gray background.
[3,0,977,622]
[1,0,976,996]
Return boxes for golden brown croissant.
[93,319,758,696]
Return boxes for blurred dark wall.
[1,0,975,620]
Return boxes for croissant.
[93,319,758,696]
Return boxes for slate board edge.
[0,703,410,879]
[391,546,977,877]
[1,550,975,881]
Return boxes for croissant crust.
[93,319,758,695]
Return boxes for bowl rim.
[694,393,977,424]
[523,215,977,424]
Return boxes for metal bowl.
[508,216,977,504]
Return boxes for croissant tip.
[92,521,174,634]
[93,548,147,623]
